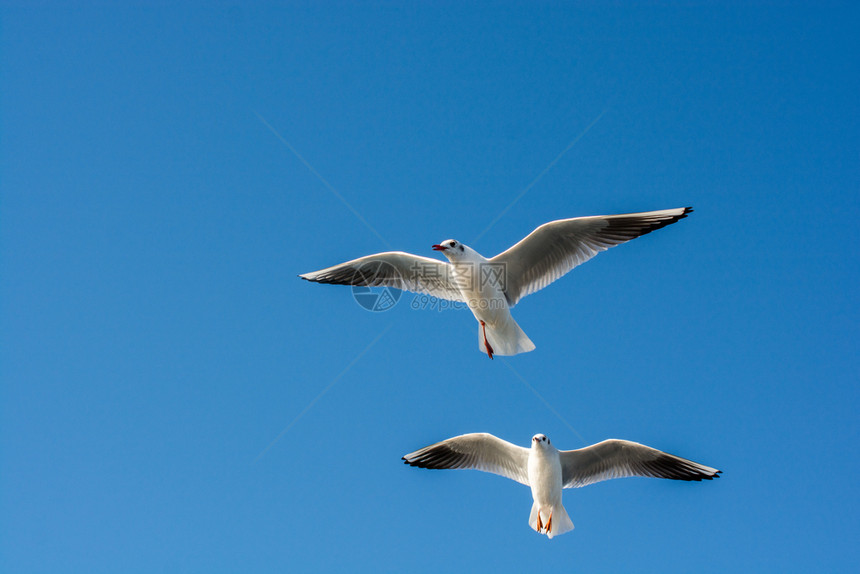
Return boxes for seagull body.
[300,207,692,358]
[526,434,572,537]
[402,432,720,538]
[434,242,533,357]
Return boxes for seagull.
[300,207,692,359]
[402,432,720,538]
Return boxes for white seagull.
[403,432,720,538]
[300,207,692,359]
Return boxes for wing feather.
[560,439,720,488]
[491,207,692,305]
[300,251,463,302]
[402,433,531,486]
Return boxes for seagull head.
[431,239,468,261]
[532,434,551,448]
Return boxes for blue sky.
[2,2,858,572]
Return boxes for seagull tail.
[480,314,535,356]
[529,502,574,539]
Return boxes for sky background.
[2,2,859,573]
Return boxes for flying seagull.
[403,432,720,538]
[300,207,692,359]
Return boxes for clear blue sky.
[2,2,858,573]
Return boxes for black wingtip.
[658,206,693,227]
[676,206,693,220]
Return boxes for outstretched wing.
[403,433,531,486]
[300,251,464,302]
[560,439,720,488]
[491,207,692,306]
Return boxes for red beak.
[431,244,446,251]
